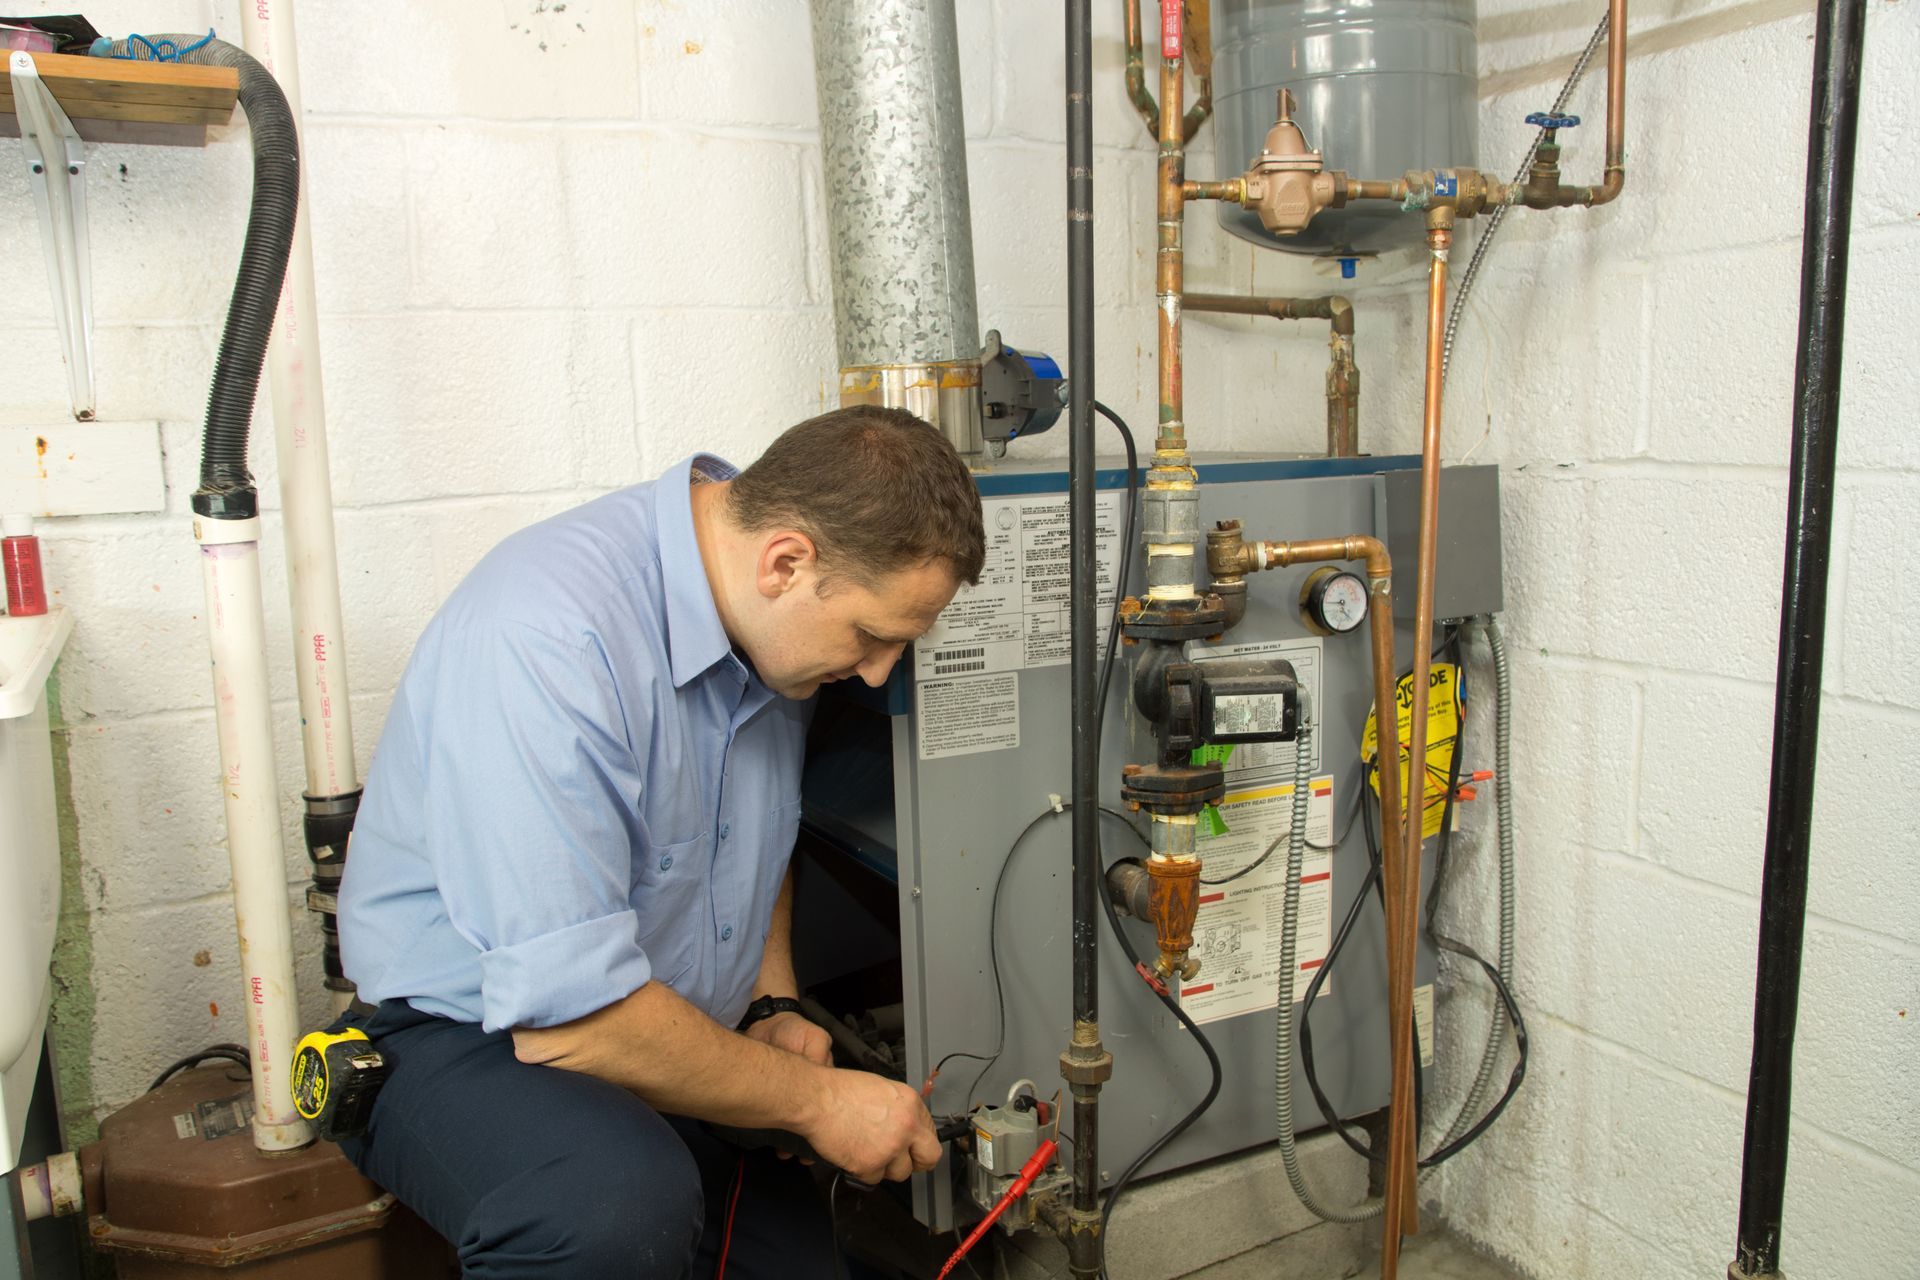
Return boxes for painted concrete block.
[1496,470,1786,683]
[563,131,811,309]
[317,313,627,505]
[1839,480,1920,711]
[638,0,818,131]
[968,142,1135,315]
[1645,241,1799,466]
[408,127,573,310]
[304,124,414,316]
[296,0,640,121]
[1837,230,1920,471]
[990,0,1165,152]
[629,308,835,478]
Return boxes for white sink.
[0,605,72,1173]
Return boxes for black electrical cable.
[148,1043,250,1093]
[1093,401,1139,730]
[1296,638,1529,1169]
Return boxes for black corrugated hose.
[101,36,300,517]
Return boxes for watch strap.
[735,995,806,1031]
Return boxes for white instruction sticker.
[917,672,1021,761]
[1186,636,1325,782]
[915,490,1125,680]
[1414,983,1435,1069]
[1179,776,1336,1027]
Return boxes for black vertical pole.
[1064,3,1107,1277]
[1731,2,1866,1277]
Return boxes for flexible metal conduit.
[1442,617,1517,1147]
[1731,0,1866,1275]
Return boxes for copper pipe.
[1375,214,1455,1278]
[1182,179,1244,203]
[1184,294,1359,457]
[1345,177,1408,203]
[1594,0,1628,206]
[1123,0,1160,138]
[1155,4,1186,458]
[1125,1,1214,144]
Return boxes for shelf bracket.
[10,51,94,422]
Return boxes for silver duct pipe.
[809,0,984,455]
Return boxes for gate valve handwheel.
[1524,111,1581,130]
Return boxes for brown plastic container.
[79,1066,451,1277]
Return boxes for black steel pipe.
[1730,2,1866,1277]
[1064,3,1106,1277]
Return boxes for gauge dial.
[1300,567,1369,635]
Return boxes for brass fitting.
[1059,1019,1114,1087]
[1146,856,1202,981]
[1207,518,1259,581]
[1234,90,1347,238]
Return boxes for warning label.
[1185,637,1326,781]
[917,672,1021,761]
[1179,776,1336,1026]
[914,490,1125,680]
[1414,983,1435,1069]
[1362,662,1462,839]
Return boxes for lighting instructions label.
[914,490,1126,681]
[1181,776,1336,1027]
[917,672,1021,761]
[1186,636,1325,779]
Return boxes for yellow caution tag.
[1361,662,1462,840]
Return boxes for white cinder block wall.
[3,2,1912,1277]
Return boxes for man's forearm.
[752,865,799,999]
[512,979,826,1131]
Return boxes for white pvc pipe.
[237,1,359,803]
[194,514,312,1152]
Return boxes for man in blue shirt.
[336,407,985,1278]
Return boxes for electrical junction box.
[792,453,1502,1231]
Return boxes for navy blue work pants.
[334,1000,839,1280]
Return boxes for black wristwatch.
[735,996,806,1031]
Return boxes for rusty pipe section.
[1146,814,1202,980]
[1184,293,1359,456]
[1125,0,1213,144]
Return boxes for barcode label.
[931,647,985,663]
[935,659,987,675]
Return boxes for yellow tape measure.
[291,1027,388,1141]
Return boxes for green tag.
[1189,744,1234,768]
[1199,804,1229,838]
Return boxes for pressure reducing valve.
[968,1098,1070,1232]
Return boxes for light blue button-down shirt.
[340,455,811,1032]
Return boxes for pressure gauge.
[1300,567,1368,636]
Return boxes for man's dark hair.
[727,406,986,586]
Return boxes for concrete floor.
[1181,1231,1526,1280]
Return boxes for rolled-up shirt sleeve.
[416,616,651,1032]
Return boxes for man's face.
[749,558,961,700]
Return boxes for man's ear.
[755,530,818,600]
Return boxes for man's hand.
[744,1010,832,1067]
[799,1070,942,1185]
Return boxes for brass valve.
[1237,90,1347,238]
[1146,855,1202,982]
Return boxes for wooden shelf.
[0,51,238,148]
